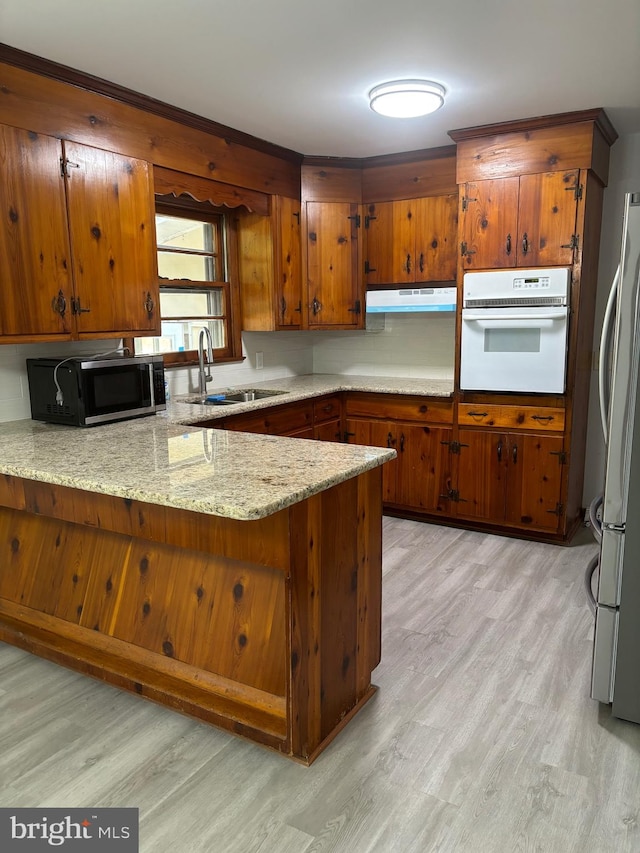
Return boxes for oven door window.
[84,365,152,416]
[484,327,541,353]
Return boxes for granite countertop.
[0,373,452,520]
[170,373,454,425]
[0,416,394,521]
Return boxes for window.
[134,198,242,365]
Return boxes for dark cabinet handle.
[405,254,411,274]
[467,410,488,418]
[506,233,512,255]
[143,291,155,317]
[532,414,553,423]
[512,443,518,464]
[281,296,287,317]
[399,433,405,452]
[497,440,503,463]
[51,289,67,318]
[387,432,394,448]
[311,297,321,315]
[522,232,529,255]
[419,253,424,274]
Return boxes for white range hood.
[366,287,457,313]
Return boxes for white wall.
[311,312,456,379]
[582,131,640,505]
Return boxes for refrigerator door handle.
[599,264,620,443]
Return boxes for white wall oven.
[460,268,570,394]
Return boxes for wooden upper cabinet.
[238,196,303,331]
[0,125,73,338]
[460,170,580,269]
[365,194,457,285]
[305,201,362,328]
[0,125,158,342]
[63,141,158,335]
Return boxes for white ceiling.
[1,0,640,158]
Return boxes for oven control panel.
[463,267,569,306]
[513,276,551,290]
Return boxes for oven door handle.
[462,310,567,322]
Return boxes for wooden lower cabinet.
[346,417,453,515]
[456,428,565,533]
[314,419,342,442]
[214,395,343,442]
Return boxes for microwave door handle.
[148,363,155,408]
[599,264,620,443]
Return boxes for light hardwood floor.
[1,518,639,852]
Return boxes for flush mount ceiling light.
[368,80,446,118]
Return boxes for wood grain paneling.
[0,469,384,764]
[453,120,608,185]
[362,148,457,201]
[0,61,300,197]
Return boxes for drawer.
[458,404,565,431]
[223,401,313,435]
[345,393,453,425]
[313,395,342,423]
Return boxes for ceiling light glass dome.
[368,80,446,118]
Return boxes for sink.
[180,389,288,406]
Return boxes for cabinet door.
[306,201,361,327]
[346,418,397,503]
[414,195,458,282]
[0,126,72,337]
[64,141,158,335]
[314,419,342,442]
[505,433,564,531]
[456,429,507,522]
[460,178,519,270]
[391,199,416,284]
[275,196,303,328]
[363,201,395,285]
[517,170,579,267]
[394,424,453,513]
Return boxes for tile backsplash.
[0,313,455,422]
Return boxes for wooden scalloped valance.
[153,166,270,216]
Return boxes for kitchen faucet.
[198,327,214,395]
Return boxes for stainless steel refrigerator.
[590,191,640,723]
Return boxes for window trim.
[131,195,243,367]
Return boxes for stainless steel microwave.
[26,354,166,426]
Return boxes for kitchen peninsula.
[0,412,394,764]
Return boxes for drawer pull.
[497,440,503,463]
[467,410,488,417]
[531,415,554,422]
